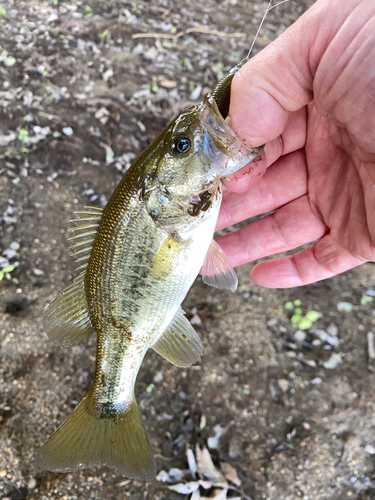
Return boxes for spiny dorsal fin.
[202,239,238,292]
[68,206,103,273]
[152,308,203,367]
[42,207,104,344]
[43,274,94,344]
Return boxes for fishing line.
[229,0,291,74]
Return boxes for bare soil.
[1,1,375,499]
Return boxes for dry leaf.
[187,447,197,478]
[220,462,242,487]
[190,490,201,500]
[196,445,224,481]
[168,482,199,494]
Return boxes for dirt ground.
[1,0,375,499]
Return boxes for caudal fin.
[34,396,156,480]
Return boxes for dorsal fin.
[68,206,103,273]
[43,206,104,344]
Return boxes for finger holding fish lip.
[222,106,307,194]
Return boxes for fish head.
[144,93,263,225]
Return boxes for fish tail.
[34,395,156,480]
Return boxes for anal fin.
[43,274,94,344]
[152,308,203,367]
[202,239,238,292]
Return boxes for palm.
[216,103,375,287]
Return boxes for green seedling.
[0,265,15,281]
[145,383,155,394]
[18,129,29,142]
[151,77,159,93]
[361,295,373,305]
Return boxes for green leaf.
[0,271,4,281]
[146,383,155,394]
[284,301,294,311]
[305,310,321,322]
[99,30,108,39]
[2,265,15,273]
[298,318,313,330]
[18,128,29,142]
[0,7,7,15]
[151,77,159,93]
[294,307,302,315]
[293,299,302,306]
[361,295,373,305]
[291,313,302,324]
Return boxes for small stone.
[160,79,177,89]
[294,330,306,342]
[3,56,16,67]
[153,371,163,384]
[364,444,375,455]
[2,249,17,259]
[278,378,289,393]
[28,478,37,489]
[10,242,20,251]
[47,12,59,22]
[326,323,338,336]
[33,268,45,276]
[337,301,353,312]
[62,126,74,136]
[190,314,202,326]
[323,353,342,369]
[311,377,323,385]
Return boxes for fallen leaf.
[196,445,224,481]
[220,462,242,487]
[187,447,197,478]
[168,482,199,494]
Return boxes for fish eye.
[171,136,191,155]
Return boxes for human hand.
[216,0,375,288]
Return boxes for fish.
[34,1,279,480]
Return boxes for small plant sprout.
[284,301,322,330]
[0,265,15,281]
[18,128,29,142]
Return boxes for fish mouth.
[201,93,264,178]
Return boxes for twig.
[229,485,253,500]
[115,479,131,487]
[132,27,246,40]
[367,331,375,372]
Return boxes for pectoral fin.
[202,239,238,292]
[150,234,188,280]
[152,308,203,367]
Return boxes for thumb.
[229,0,364,146]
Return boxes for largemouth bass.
[35,68,262,480]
